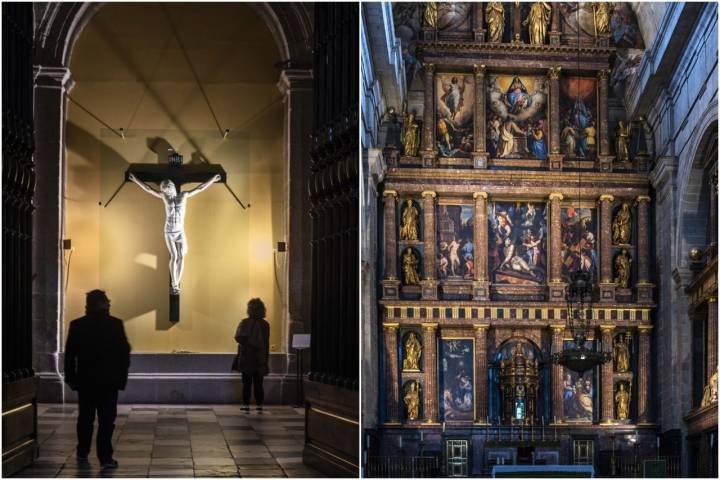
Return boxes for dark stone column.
[551,325,565,422]
[422,323,439,423]
[708,175,718,258]
[381,190,400,298]
[473,3,485,42]
[420,191,438,300]
[548,193,565,300]
[473,192,490,300]
[708,298,718,382]
[473,64,488,169]
[597,69,613,171]
[636,195,654,303]
[383,323,400,424]
[637,326,652,423]
[600,325,615,423]
[598,194,616,302]
[548,67,563,170]
[421,63,437,167]
[474,324,490,423]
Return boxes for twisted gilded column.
[548,67,563,170]
[551,325,565,422]
[598,69,612,170]
[708,297,718,382]
[599,194,616,303]
[636,195,654,303]
[473,192,490,300]
[473,64,488,168]
[422,323,439,423]
[600,325,615,423]
[381,190,401,299]
[474,324,490,423]
[383,323,400,424]
[421,191,439,300]
[548,193,565,299]
[421,63,437,167]
[637,325,652,423]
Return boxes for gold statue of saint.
[616,121,631,162]
[614,249,632,288]
[701,368,718,407]
[485,2,505,43]
[615,383,631,420]
[399,199,419,241]
[594,3,611,35]
[612,202,632,245]
[404,381,420,420]
[613,333,631,373]
[523,2,551,45]
[402,248,421,285]
[402,112,420,157]
[403,332,422,371]
[423,2,438,30]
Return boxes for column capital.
[636,195,651,203]
[708,296,718,304]
[383,322,400,330]
[599,194,615,202]
[383,189,398,197]
[599,324,616,332]
[423,63,435,73]
[473,323,490,331]
[421,322,439,330]
[34,65,74,90]
[474,64,487,76]
[597,69,611,80]
[637,325,654,332]
[473,191,488,200]
[549,192,564,201]
[421,190,437,199]
[550,324,566,333]
[277,68,313,96]
[548,67,562,80]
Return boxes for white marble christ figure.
[128,172,221,294]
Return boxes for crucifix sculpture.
[105,151,248,322]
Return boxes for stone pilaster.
[422,323,439,423]
[708,297,718,381]
[473,64,488,168]
[473,192,490,300]
[636,195,654,303]
[551,325,565,422]
[599,194,616,303]
[597,69,613,171]
[547,67,563,170]
[420,191,439,300]
[549,3,561,46]
[600,325,616,423]
[637,325,652,423]
[421,63,437,168]
[474,324,490,423]
[383,323,401,424]
[548,193,565,300]
[708,173,718,259]
[381,190,400,298]
[473,2,485,42]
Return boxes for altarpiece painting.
[436,73,474,158]
[437,204,474,280]
[441,339,474,421]
[562,340,596,422]
[560,76,598,160]
[561,207,598,282]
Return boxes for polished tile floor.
[12,404,323,478]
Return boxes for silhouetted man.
[64,290,131,469]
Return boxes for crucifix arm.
[185,174,221,198]
[128,173,163,198]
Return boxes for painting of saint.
[487,75,548,160]
[560,77,597,160]
[562,340,595,422]
[561,207,597,281]
[436,74,474,158]
[441,339,474,421]
[488,202,546,285]
[437,204,474,280]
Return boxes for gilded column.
[473,2,485,42]
[422,323,439,423]
[473,64,488,169]
[381,190,401,299]
[597,69,613,171]
[708,297,718,381]
[637,325,652,423]
[551,325,565,422]
[474,324,490,423]
[421,63,437,167]
[421,191,439,300]
[473,192,490,300]
[599,194,616,303]
[548,67,563,170]
[600,325,615,423]
[636,195,653,303]
[383,323,401,424]
[548,193,565,300]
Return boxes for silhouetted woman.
[234,298,270,412]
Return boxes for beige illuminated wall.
[64,3,287,353]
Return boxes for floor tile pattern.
[12,404,323,478]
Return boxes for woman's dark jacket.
[234,317,270,376]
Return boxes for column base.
[597,155,614,172]
[600,419,618,425]
[473,280,491,301]
[596,33,611,47]
[635,153,650,173]
[473,31,485,42]
[421,150,437,168]
[549,31,561,46]
[421,28,436,41]
[548,153,564,171]
[598,282,616,303]
[383,147,400,168]
[420,278,439,300]
[381,278,401,299]
[473,151,488,169]
[636,282,655,304]
[548,281,566,301]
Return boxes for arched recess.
[32,2,313,402]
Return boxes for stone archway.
[32,2,313,402]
